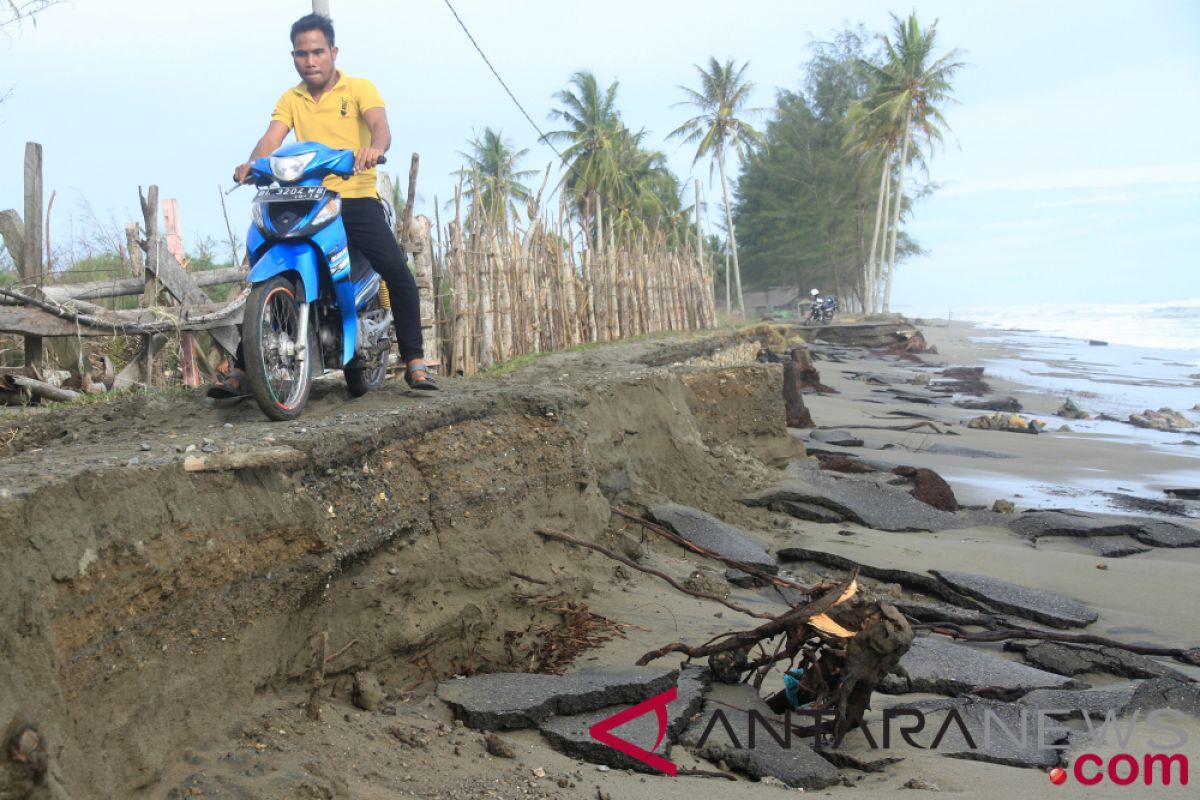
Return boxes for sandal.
[404,360,439,391]
[206,367,250,399]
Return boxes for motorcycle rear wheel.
[243,275,316,421]
[344,294,390,398]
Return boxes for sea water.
[896,300,1200,516]
[959,300,1200,419]
[899,299,1200,418]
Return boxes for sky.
[1,0,1198,317]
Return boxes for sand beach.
[2,318,1197,799]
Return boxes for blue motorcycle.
[241,141,393,421]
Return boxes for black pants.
[342,197,424,363]
[236,196,424,366]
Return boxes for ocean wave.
[939,300,1200,352]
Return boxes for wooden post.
[400,154,439,368]
[450,185,467,375]
[21,143,44,370]
[125,224,143,278]
[163,198,201,386]
[139,187,159,385]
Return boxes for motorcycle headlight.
[252,202,266,231]
[269,151,316,182]
[309,197,341,229]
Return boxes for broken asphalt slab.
[647,504,778,575]
[891,598,997,627]
[678,683,842,789]
[930,570,1098,629]
[1018,683,1141,719]
[742,468,964,532]
[437,667,677,730]
[1125,677,1200,717]
[809,430,865,447]
[771,500,847,524]
[1008,510,1200,548]
[917,443,1018,460]
[878,636,1078,698]
[776,546,992,612]
[1086,536,1151,558]
[1003,641,1188,681]
[884,697,1063,769]
[537,665,708,773]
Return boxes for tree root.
[916,621,1200,666]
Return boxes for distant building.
[744,286,801,317]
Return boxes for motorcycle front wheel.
[243,275,316,421]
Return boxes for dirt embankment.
[0,329,798,799]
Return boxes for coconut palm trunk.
[717,146,745,317]
[866,151,890,313]
[883,107,913,313]
[873,161,893,313]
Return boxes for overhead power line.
[440,0,572,171]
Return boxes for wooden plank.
[41,267,247,302]
[139,186,239,355]
[0,302,243,337]
[113,334,168,390]
[0,209,23,268]
[0,307,82,336]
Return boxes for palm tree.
[857,13,963,312]
[456,128,537,230]
[845,100,906,312]
[670,57,765,317]
[545,71,626,236]
[547,71,683,244]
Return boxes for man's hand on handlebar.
[353,147,386,174]
[233,162,254,185]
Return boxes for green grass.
[40,384,191,410]
[480,352,546,377]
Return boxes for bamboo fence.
[427,188,718,377]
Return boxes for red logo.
[589,687,677,777]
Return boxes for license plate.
[258,186,326,200]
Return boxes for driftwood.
[918,621,1200,667]
[818,421,947,434]
[541,511,915,749]
[610,507,807,593]
[535,528,775,620]
[305,632,359,721]
[633,574,858,667]
[2,375,79,403]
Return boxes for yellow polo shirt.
[271,71,384,199]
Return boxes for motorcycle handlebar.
[228,153,388,192]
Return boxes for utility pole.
[312,0,329,16]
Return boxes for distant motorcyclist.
[807,288,837,324]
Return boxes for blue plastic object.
[783,668,807,709]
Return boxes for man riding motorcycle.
[211,12,436,397]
